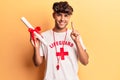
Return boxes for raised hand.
[70,22,80,42]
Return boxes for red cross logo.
[56,48,68,60]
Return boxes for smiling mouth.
[59,21,66,25]
[60,23,64,25]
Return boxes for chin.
[59,26,66,29]
[59,24,67,28]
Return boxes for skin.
[31,12,89,66]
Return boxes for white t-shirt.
[39,29,86,80]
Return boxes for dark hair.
[52,1,73,15]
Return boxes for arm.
[74,37,89,65]
[70,23,89,65]
[71,31,89,65]
[30,37,43,66]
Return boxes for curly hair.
[52,1,73,15]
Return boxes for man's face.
[53,12,71,30]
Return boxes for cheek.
[55,17,61,21]
[66,16,71,20]
[65,18,70,22]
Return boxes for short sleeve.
[79,36,86,50]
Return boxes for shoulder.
[67,29,72,31]
[41,29,52,38]
[41,29,52,35]
[67,29,72,34]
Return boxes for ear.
[52,12,55,19]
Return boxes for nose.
[61,15,65,21]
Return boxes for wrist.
[34,45,40,50]
[74,36,80,43]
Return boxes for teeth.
[60,22,64,25]
[60,23,64,25]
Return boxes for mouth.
[59,21,66,26]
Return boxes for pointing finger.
[71,22,74,31]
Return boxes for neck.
[53,27,67,33]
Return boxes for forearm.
[33,47,43,66]
[75,40,89,65]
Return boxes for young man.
[31,1,89,80]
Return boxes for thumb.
[31,39,35,46]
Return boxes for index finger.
[71,22,74,31]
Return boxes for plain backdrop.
[0,0,120,80]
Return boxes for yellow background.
[0,0,120,80]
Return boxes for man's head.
[52,1,73,31]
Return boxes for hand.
[70,22,80,42]
[30,35,41,48]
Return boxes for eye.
[64,14,69,17]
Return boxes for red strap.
[28,26,41,44]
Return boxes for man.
[31,1,89,80]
